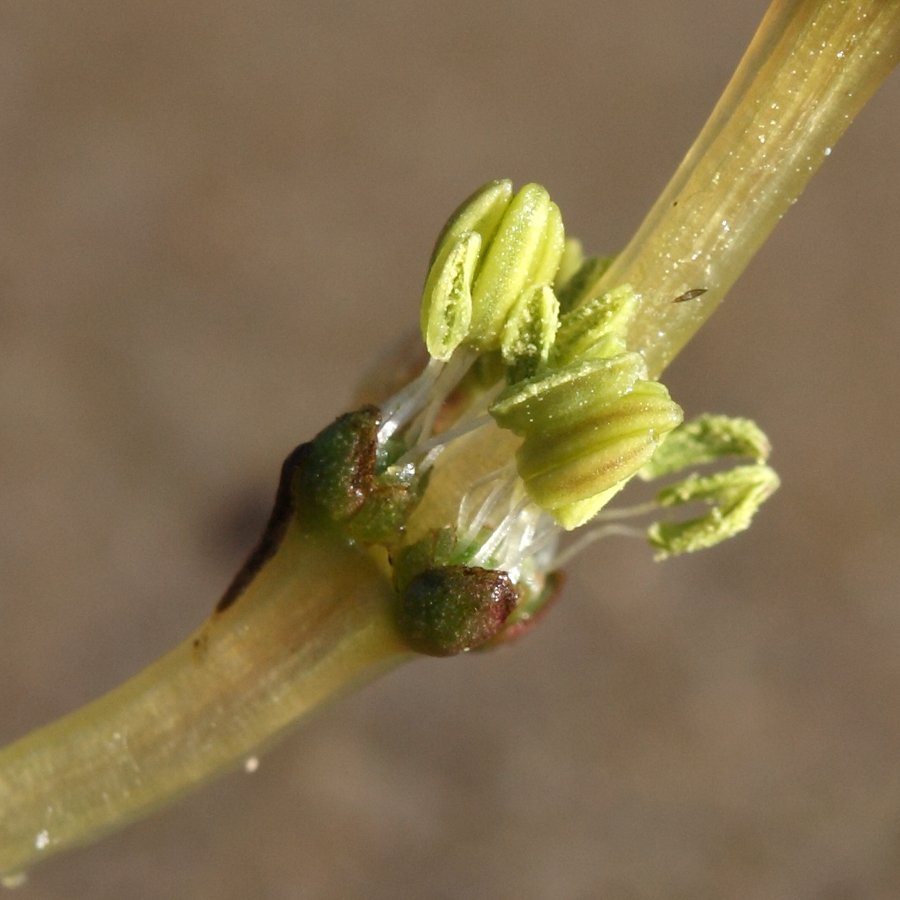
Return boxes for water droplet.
[244,756,259,773]
[824,147,832,156]
[1,873,28,890]
[34,831,50,851]
[757,135,766,144]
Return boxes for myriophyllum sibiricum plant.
[1,0,898,883]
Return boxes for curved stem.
[590,0,900,377]
[2,0,899,881]
[0,523,408,879]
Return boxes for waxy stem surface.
[0,524,407,879]
[592,0,900,377]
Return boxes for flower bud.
[396,564,519,656]
[297,406,422,543]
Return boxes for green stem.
[590,0,900,377]
[0,523,408,879]
[2,0,898,881]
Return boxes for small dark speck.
[672,200,679,207]
[192,631,210,661]
[673,288,708,303]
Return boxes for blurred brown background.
[2,2,899,898]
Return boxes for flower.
[305,181,778,654]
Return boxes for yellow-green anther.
[528,200,566,287]
[500,284,559,380]
[640,414,772,480]
[556,255,613,314]
[426,179,513,271]
[648,465,780,559]
[520,381,683,527]
[490,353,648,435]
[468,184,565,350]
[491,356,683,529]
[551,284,638,366]
[420,180,513,358]
[554,237,584,292]
[420,231,480,361]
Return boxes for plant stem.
[590,0,900,377]
[0,522,408,879]
[1,0,898,881]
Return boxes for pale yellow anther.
[554,237,585,293]
[648,465,780,558]
[421,231,480,361]
[468,184,565,350]
[490,353,648,435]
[555,255,613,313]
[426,179,513,271]
[420,180,566,358]
[500,284,560,379]
[551,284,638,366]
[491,355,683,528]
[640,413,771,480]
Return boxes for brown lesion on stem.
[215,441,314,614]
[214,404,425,615]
